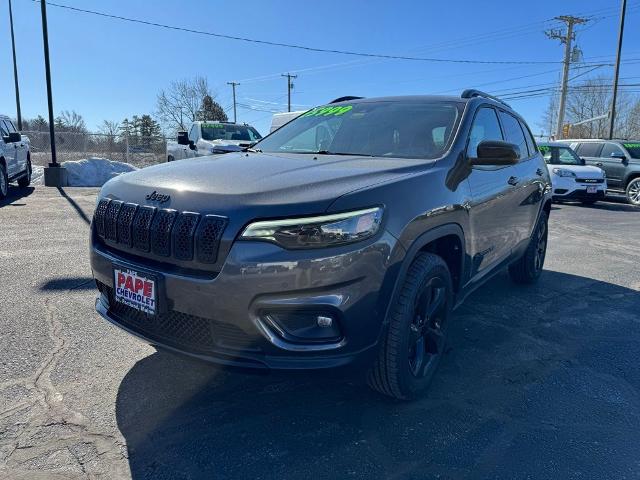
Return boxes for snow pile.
[31,158,137,187]
[31,165,45,185]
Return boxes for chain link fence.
[24,131,169,169]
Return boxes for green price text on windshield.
[302,105,353,117]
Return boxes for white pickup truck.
[0,114,31,199]
[166,121,262,162]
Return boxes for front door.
[599,142,628,188]
[465,106,521,277]
[0,120,18,177]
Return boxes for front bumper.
[551,176,607,201]
[91,230,400,371]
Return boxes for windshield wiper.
[314,150,375,157]
[243,147,262,153]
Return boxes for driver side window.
[467,107,503,158]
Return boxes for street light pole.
[40,0,57,167]
[9,0,22,130]
[608,0,627,140]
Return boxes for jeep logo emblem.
[146,191,170,203]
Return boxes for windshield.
[623,142,640,159]
[539,145,582,165]
[255,101,461,159]
[201,123,262,142]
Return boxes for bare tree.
[156,76,219,132]
[98,120,120,137]
[543,76,639,139]
[54,110,87,133]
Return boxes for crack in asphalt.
[1,297,129,479]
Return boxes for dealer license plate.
[587,186,597,194]
[113,267,157,315]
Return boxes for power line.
[35,0,572,65]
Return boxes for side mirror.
[580,157,586,165]
[470,140,519,166]
[4,132,21,143]
[177,131,189,146]
[188,140,197,151]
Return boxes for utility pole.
[9,0,22,130]
[608,0,627,140]
[282,73,297,112]
[545,16,588,139]
[40,0,67,186]
[41,0,57,166]
[227,81,239,123]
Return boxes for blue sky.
[1,0,639,136]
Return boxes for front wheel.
[367,253,453,400]
[626,178,640,206]
[509,211,548,284]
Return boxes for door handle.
[507,176,519,186]
[596,162,603,167]
[536,168,544,176]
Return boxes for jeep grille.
[93,198,227,264]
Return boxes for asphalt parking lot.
[1,185,639,480]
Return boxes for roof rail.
[461,89,510,107]
[329,96,364,104]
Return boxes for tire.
[509,211,548,284]
[367,253,453,400]
[0,163,8,199]
[17,159,32,188]
[626,177,640,206]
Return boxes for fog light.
[317,315,333,327]
[263,310,342,343]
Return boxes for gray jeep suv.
[563,139,640,205]
[90,91,552,399]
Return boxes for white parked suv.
[0,115,31,199]
[166,121,262,162]
[538,142,606,205]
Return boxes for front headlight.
[240,207,383,249]
[552,168,577,177]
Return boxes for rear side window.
[498,111,528,159]
[467,107,503,158]
[519,120,537,157]
[576,142,604,157]
[601,143,626,158]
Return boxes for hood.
[100,151,432,218]
[546,164,605,178]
